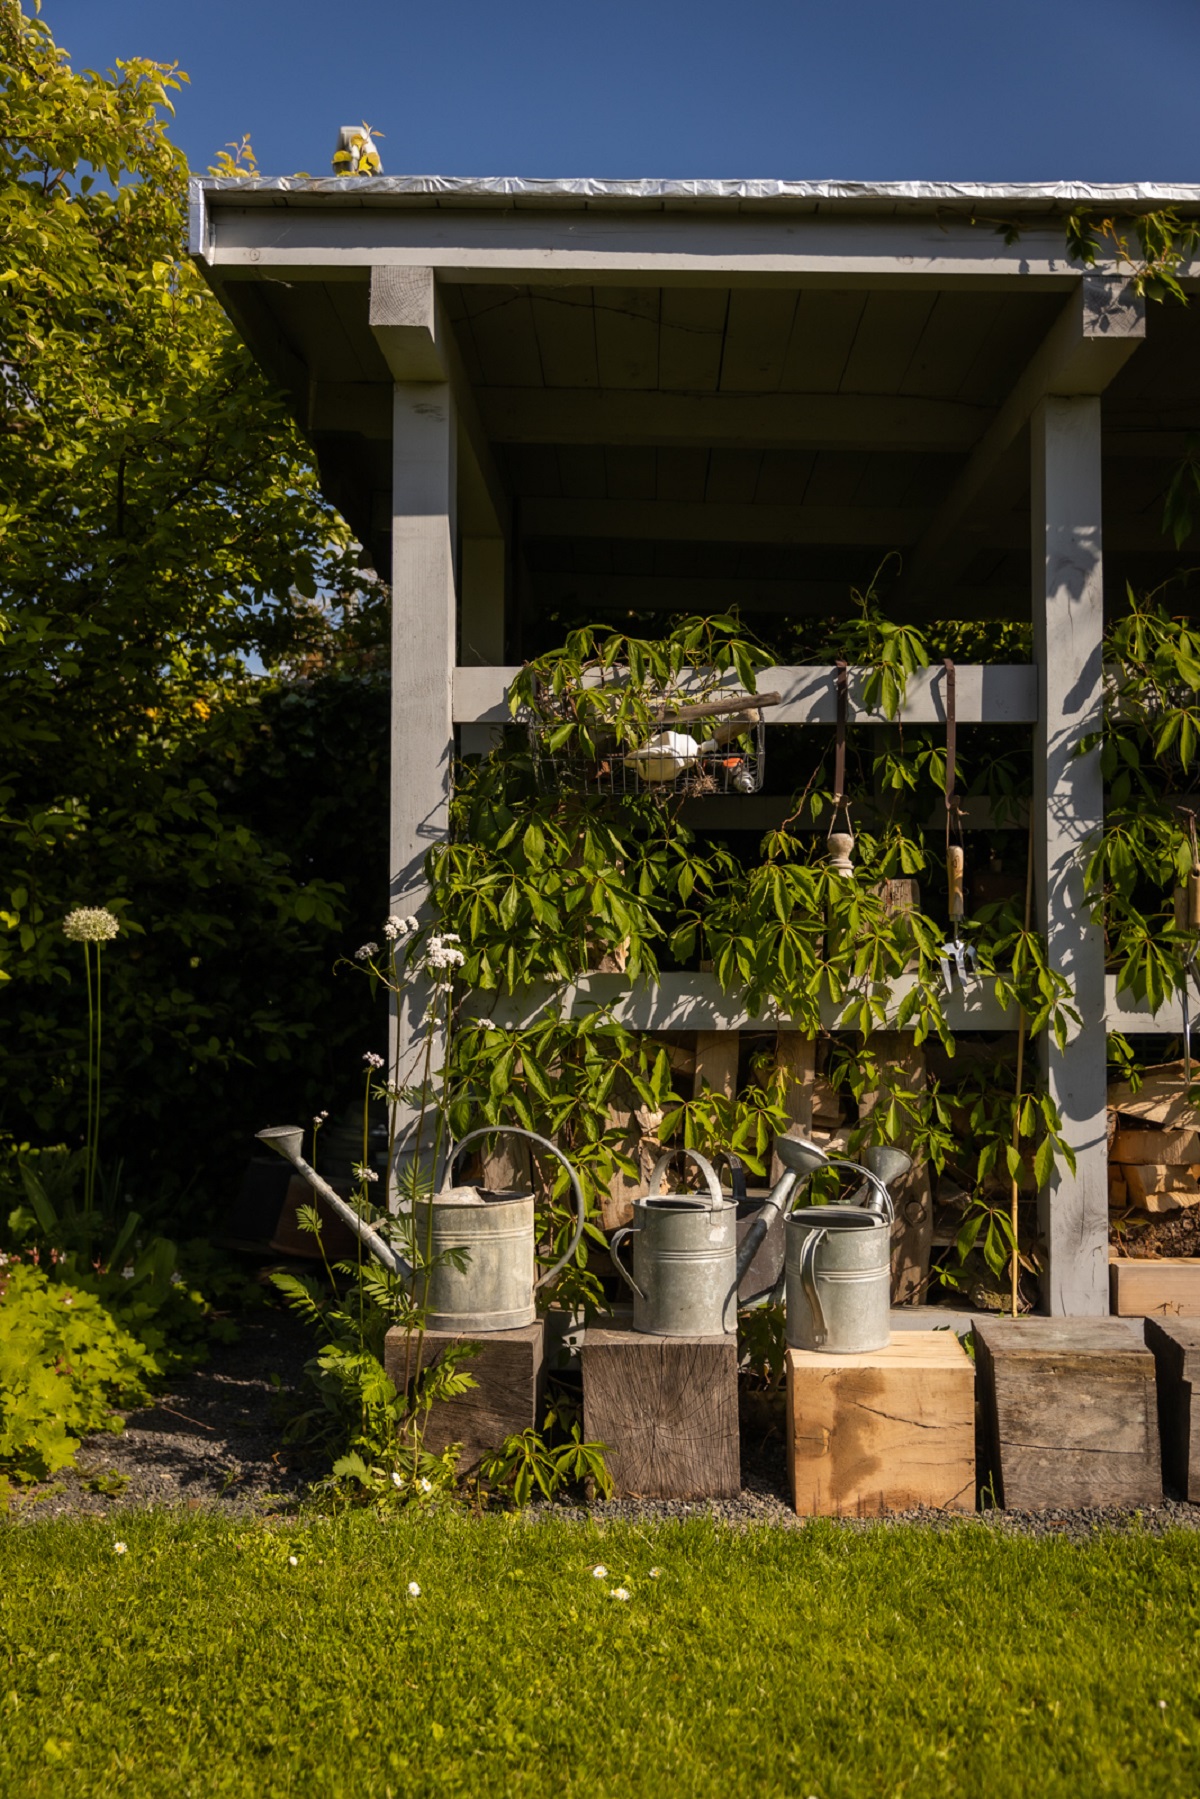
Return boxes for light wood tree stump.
[974,1317,1161,1510]
[383,1321,545,1472]
[786,1331,975,1515]
[581,1321,740,1498]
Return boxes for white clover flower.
[354,941,380,961]
[352,1163,379,1183]
[391,1471,403,1488]
[113,1542,127,1555]
[406,1581,421,1598]
[288,1555,298,1567]
[363,1051,385,1069]
[63,907,120,943]
[610,1587,631,1602]
[590,1565,608,1579]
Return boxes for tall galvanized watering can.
[256,1124,584,1333]
[783,1141,911,1355]
[610,1149,738,1337]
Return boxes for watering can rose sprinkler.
[255,1126,585,1333]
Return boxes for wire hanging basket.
[522,672,779,800]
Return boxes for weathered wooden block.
[581,1322,739,1499]
[1145,1318,1200,1500]
[974,1317,1161,1511]
[383,1321,545,1472]
[786,1331,975,1516]
[1111,1258,1200,1318]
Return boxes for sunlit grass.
[1,1511,1197,1797]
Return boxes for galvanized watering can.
[783,1141,911,1354]
[610,1148,739,1337]
[256,1124,584,1333]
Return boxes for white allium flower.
[610,1587,631,1602]
[352,1163,379,1183]
[354,941,379,961]
[406,1581,421,1598]
[113,1542,127,1555]
[63,907,120,943]
[391,1472,403,1488]
[288,1555,298,1566]
[363,1051,385,1069]
[590,1565,608,1579]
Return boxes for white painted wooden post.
[389,381,457,1181]
[1030,395,1108,1315]
[459,536,506,757]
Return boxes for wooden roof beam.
[521,498,929,546]
[899,275,1145,605]
[369,266,511,539]
[477,390,989,454]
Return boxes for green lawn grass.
[1,1511,1197,1797]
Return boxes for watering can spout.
[255,1126,411,1281]
[732,1134,826,1292]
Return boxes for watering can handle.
[608,1226,647,1301]
[439,1126,587,1293]
[647,1148,725,1211]
[797,1225,829,1350]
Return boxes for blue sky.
[48,0,1200,184]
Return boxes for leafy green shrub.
[0,1263,158,1480]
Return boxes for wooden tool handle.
[947,845,965,920]
[1189,869,1200,932]
[657,690,781,727]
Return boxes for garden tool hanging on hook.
[1180,810,1200,1084]
[938,659,977,992]
[826,659,855,876]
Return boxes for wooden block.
[383,1321,545,1472]
[785,1331,975,1516]
[973,1316,1161,1510]
[1113,1129,1200,1166]
[1145,1318,1200,1500]
[581,1321,739,1499]
[1122,1165,1200,1210]
[1111,1257,1200,1318]
[1108,1168,1129,1208]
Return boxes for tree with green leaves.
[0,1,383,1213]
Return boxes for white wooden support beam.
[452,662,1038,727]
[476,390,989,454]
[1031,395,1109,1317]
[903,277,1145,602]
[387,383,457,1176]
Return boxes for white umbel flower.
[63,907,120,943]
[383,914,419,942]
[363,1051,385,1069]
[426,932,465,976]
[352,1163,379,1183]
[354,941,379,961]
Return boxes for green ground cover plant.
[0,1511,1197,1798]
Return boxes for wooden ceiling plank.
[719,289,800,391]
[780,290,867,392]
[654,447,711,503]
[898,292,1005,400]
[555,444,609,500]
[461,285,545,386]
[529,286,599,388]
[840,291,938,395]
[605,445,659,501]
[704,448,764,506]
[659,286,729,392]
[594,287,661,389]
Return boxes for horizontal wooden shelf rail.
[453,664,1038,727]
[464,972,1189,1035]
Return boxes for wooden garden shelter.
[191,174,1200,1317]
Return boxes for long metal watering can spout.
[732,1134,824,1292]
[256,1126,412,1281]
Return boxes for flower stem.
[83,942,95,1218]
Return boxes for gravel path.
[20,1313,1200,1540]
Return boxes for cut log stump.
[973,1317,1161,1511]
[383,1321,545,1472]
[580,1321,739,1499]
[785,1331,975,1516]
[1145,1318,1200,1501]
